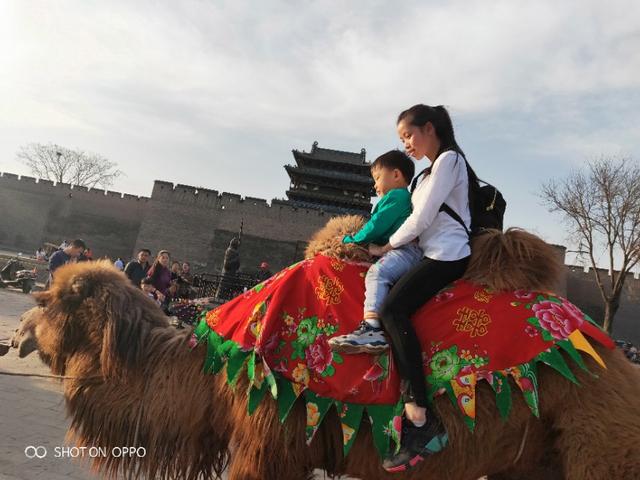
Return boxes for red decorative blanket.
[192,254,613,456]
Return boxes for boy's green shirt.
[342,188,412,245]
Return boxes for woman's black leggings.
[379,255,470,408]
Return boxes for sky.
[1,0,639,268]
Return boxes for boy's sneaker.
[328,321,389,354]
[382,416,448,473]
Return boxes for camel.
[5,220,640,480]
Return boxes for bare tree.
[541,156,640,333]
[17,143,123,189]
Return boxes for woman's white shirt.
[388,150,471,261]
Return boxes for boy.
[141,277,162,306]
[329,150,422,354]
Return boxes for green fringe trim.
[193,318,597,457]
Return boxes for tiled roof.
[292,141,369,166]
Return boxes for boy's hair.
[371,150,415,184]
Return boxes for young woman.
[369,104,472,472]
[147,250,172,301]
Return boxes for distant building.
[285,141,374,216]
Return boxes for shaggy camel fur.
[8,220,640,480]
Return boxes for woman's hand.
[369,243,392,257]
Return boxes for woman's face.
[171,262,180,273]
[182,263,190,273]
[397,118,438,161]
[158,253,170,267]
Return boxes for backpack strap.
[440,203,471,238]
[410,161,471,238]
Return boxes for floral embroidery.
[453,307,491,337]
[532,300,583,340]
[307,402,321,427]
[315,275,344,305]
[473,289,493,303]
[330,260,345,271]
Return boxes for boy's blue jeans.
[364,242,423,315]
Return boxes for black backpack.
[410,155,506,238]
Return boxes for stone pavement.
[0,289,99,480]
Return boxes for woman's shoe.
[382,416,448,473]
[328,321,389,354]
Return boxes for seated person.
[329,150,422,353]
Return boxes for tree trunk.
[602,296,620,334]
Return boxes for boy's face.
[371,166,407,197]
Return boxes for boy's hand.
[369,243,392,257]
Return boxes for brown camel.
[6,223,640,480]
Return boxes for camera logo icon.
[24,446,47,459]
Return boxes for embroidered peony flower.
[292,363,310,386]
[306,336,333,374]
[532,300,584,340]
[428,347,461,383]
[514,289,534,300]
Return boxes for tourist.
[124,248,151,287]
[35,247,47,262]
[146,250,171,302]
[328,150,418,354]
[48,239,86,285]
[114,257,124,270]
[372,105,472,472]
[177,261,194,298]
[256,261,272,282]
[141,277,162,306]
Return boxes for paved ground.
[0,289,99,480]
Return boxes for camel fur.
[8,217,640,480]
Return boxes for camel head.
[8,306,43,359]
[305,214,373,262]
[463,227,564,292]
[28,260,169,377]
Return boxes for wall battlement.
[0,171,150,202]
[150,180,329,218]
[567,264,640,284]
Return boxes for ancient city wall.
[566,266,640,344]
[0,172,148,259]
[133,180,330,273]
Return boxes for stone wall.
[133,181,327,274]
[0,172,148,259]
[566,266,640,344]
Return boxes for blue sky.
[1,0,639,267]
